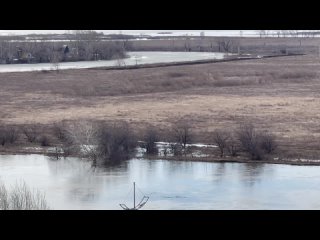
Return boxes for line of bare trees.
[0,125,51,147]
[0,30,128,64]
[258,30,320,39]
[0,126,19,146]
[52,121,137,166]
[140,122,277,161]
[212,123,277,160]
[1,120,278,166]
[145,121,277,160]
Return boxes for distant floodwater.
[0,51,227,73]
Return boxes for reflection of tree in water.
[95,159,130,174]
[167,160,194,175]
[212,163,227,184]
[240,163,266,187]
[47,156,131,204]
[66,160,131,204]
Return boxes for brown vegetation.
[1,54,320,160]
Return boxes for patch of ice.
[23,147,43,151]
[191,151,210,158]
[135,147,147,158]
[299,159,320,162]
[155,142,216,148]
[186,143,217,148]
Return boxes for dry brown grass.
[1,54,320,157]
[128,37,320,55]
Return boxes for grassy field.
[128,37,320,55]
[1,54,320,159]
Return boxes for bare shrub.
[172,121,193,155]
[143,127,159,155]
[279,71,317,80]
[23,126,38,143]
[0,181,50,210]
[216,38,238,53]
[50,51,61,72]
[52,122,77,158]
[62,121,137,165]
[237,123,264,160]
[61,142,76,158]
[38,135,50,147]
[115,57,126,67]
[169,143,183,156]
[63,121,100,162]
[6,126,19,144]
[0,126,19,146]
[212,130,229,158]
[167,72,186,78]
[260,132,277,154]
[49,147,63,161]
[0,128,7,146]
[0,182,9,210]
[97,122,137,164]
[52,123,68,142]
[227,136,240,157]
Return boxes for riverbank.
[92,53,304,71]
[144,155,320,166]
[1,145,320,167]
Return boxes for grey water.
[1,154,320,210]
[0,51,227,73]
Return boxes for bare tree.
[63,121,137,166]
[237,123,264,160]
[227,136,240,157]
[0,181,9,210]
[38,135,50,147]
[143,127,159,155]
[169,143,183,156]
[0,128,7,146]
[52,122,68,142]
[63,121,100,162]
[115,56,126,67]
[260,132,277,154]
[0,126,19,146]
[97,122,137,164]
[217,38,234,53]
[212,130,230,157]
[22,126,38,143]
[258,30,266,38]
[172,121,193,156]
[0,181,50,210]
[6,126,19,144]
[50,51,61,72]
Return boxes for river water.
[1,154,320,210]
[0,51,227,73]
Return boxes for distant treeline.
[0,31,131,64]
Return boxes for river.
[1,154,320,210]
[0,51,227,73]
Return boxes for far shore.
[1,146,319,167]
